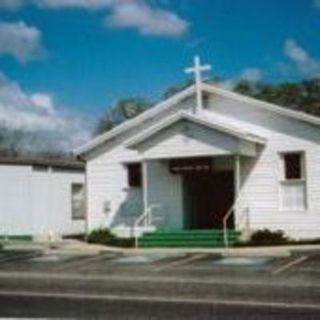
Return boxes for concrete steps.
[138,229,240,248]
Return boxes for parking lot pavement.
[0,248,319,278]
[0,249,319,286]
[0,248,319,318]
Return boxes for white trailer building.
[0,156,85,241]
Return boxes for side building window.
[279,152,307,211]
[127,163,142,187]
[71,183,85,220]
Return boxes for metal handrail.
[222,192,249,247]
[134,209,150,248]
[134,204,162,248]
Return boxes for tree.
[94,78,320,137]
[234,78,320,117]
[162,79,194,99]
[94,97,152,136]
[0,127,23,156]
[162,77,222,99]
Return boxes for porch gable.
[126,112,266,159]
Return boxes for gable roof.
[201,82,320,127]
[75,82,320,156]
[126,111,266,149]
[74,84,196,156]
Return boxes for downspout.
[234,154,241,225]
[142,161,148,226]
[77,154,89,242]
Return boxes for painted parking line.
[155,254,207,272]
[53,253,117,272]
[272,256,308,275]
[0,252,42,266]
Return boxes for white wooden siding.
[86,98,196,235]
[146,161,183,229]
[207,95,320,239]
[86,92,320,239]
[0,165,32,236]
[0,164,85,239]
[134,120,257,159]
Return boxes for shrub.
[248,229,289,246]
[114,237,135,248]
[87,228,134,248]
[236,229,320,247]
[87,228,116,245]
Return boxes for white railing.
[223,193,250,247]
[134,204,161,248]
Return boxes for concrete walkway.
[2,239,320,258]
[1,239,121,256]
[129,244,320,258]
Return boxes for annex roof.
[0,155,84,170]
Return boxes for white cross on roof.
[185,55,211,113]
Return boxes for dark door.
[211,172,235,229]
[183,171,234,229]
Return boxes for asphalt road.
[0,249,319,319]
[1,293,319,319]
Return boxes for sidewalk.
[129,244,320,258]
[2,239,320,258]
[1,239,121,256]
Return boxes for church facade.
[76,58,320,242]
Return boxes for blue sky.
[0,0,319,150]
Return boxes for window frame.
[71,183,86,221]
[278,151,307,212]
[127,162,142,188]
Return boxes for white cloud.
[32,0,115,10]
[104,1,188,37]
[221,68,263,89]
[313,0,320,10]
[0,72,91,151]
[1,1,189,38]
[239,68,262,83]
[35,0,189,37]
[33,0,188,35]
[0,0,24,10]
[0,21,44,62]
[284,39,320,77]
[31,93,55,115]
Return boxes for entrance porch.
[142,156,238,232]
[136,155,242,247]
[124,111,265,246]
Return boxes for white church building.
[76,57,320,245]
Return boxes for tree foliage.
[161,77,222,99]
[1,78,319,156]
[234,78,320,116]
[162,79,194,99]
[94,78,320,137]
[94,97,152,136]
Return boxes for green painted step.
[144,229,240,235]
[139,242,236,248]
[138,240,237,248]
[0,235,33,241]
[141,234,239,241]
[138,229,240,248]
